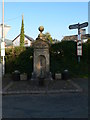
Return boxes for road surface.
[2,92,88,118]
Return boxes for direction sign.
[69,23,79,29]
[79,22,88,29]
[69,22,88,30]
[77,46,82,55]
[77,49,82,56]
[77,40,82,56]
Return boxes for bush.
[50,41,88,77]
[5,41,88,78]
[5,47,33,78]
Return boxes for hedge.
[5,41,88,78]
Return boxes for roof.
[5,39,13,46]
[25,34,34,41]
[12,34,34,42]
[61,34,90,41]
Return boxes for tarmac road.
[2,92,88,118]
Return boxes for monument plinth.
[31,26,52,81]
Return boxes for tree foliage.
[44,32,53,43]
[20,16,25,46]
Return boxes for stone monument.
[31,26,52,81]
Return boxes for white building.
[61,34,90,43]
[12,34,34,47]
[80,29,86,35]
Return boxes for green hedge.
[5,41,88,78]
[5,47,33,77]
[50,41,88,77]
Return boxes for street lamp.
[0,24,11,39]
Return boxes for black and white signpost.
[69,22,88,62]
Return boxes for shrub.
[5,41,88,78]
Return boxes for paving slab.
[2,76,85,95]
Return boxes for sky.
[0,1,89,41]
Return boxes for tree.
[20,15,25,47]
[87,38,90,43]
[44,32,53,43]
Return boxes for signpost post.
[69,22,88,62]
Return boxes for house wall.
[13,36,20,46]
[13,36,32,47]
[24,37,31,47]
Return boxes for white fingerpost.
[69,22,88,63]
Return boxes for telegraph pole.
[1,0,10,75]
[2,0,5,76]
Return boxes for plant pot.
[20,73,27,80]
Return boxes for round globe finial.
[38,26,44,33]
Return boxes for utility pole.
[1,0,10,76]
[2,0,5,76]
